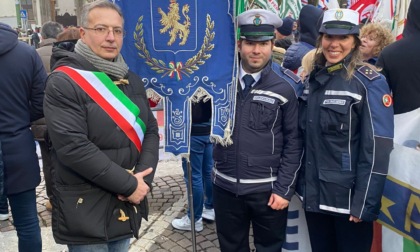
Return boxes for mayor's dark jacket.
[0,23,46,195]
[376,0,420,114]
[44,47,159,244]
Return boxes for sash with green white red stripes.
[55,66,146,152]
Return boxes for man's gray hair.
[80,0,124,27]
[41,21,63,39]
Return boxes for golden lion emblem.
[157,0,191,46]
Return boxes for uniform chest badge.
[383,94,393,107]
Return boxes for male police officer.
[212,9,302,252]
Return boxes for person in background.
[56,26,80,42]
[32,27,41,48]
[359,23,394,65]
[298,9,394,252]
[52,27,81,53]
[43,1,159,251]
[0,194,8,221]
[283,5,324,73]
[32,21,63,212]
[274,17,295,50]
[0,22,46,252]
[36,21,63,74]
[212,9,302,251]
[272,17,295,66]
[292,20,299,42]
[376,0,420,115]
[171,98,214,231]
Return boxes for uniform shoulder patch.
[283,68,301,83]
[357,65,380,81]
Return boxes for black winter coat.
[376,0,420,114]
[44,47,159,244]
[0,23,46,195]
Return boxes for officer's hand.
[268,193,289,210]
[123,168,153,204]
[349,215,362,223]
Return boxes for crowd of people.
[0,0,419,251]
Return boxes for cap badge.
[335,10,344,20]
[253,15,262,26]
[382,94,393,107]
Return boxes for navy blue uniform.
[299,63,393,221]
[271,61,303,97]
[213,60,302,199]
[213,60,302,252]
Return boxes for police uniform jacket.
[298,58,394,221]
[212,60,302,200]
[271,61,304,97]
[44,47,159,244]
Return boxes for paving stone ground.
[0,158,230,252]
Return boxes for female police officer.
[298,9,394,252]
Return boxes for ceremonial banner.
[377,108,420,252]
[282,196,312,252]
[324,0,341,9]
[350,0,378,21]
[392,0,411,40]
[253,0,280,14]
[116,0,237,155]
[371,0,395,29]
[279,0,303,18]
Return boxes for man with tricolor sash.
[43,1,159,250]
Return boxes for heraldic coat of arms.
[118,0,237,155]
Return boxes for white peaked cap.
[320,9,360,35]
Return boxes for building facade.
[0,0,99,30]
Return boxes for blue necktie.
[242,74,254,96]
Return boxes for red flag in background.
[350,0,378,21]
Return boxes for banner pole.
[186,159,197,252]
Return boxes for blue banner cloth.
[116,0,237,155]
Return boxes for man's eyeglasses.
[83,26,126,38]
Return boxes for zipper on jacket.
[235,94,247,196]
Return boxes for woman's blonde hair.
[360,23,394,58]
[301,49,317,76]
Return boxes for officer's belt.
[213,168,277,184]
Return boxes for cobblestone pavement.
[0,159,225,252]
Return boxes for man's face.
[80,7,124,61]
[238,39,273,73]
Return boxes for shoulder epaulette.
[357,65,380,81]
[283,68,301,83]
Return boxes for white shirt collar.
[239,64,262,89]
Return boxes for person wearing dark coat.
[0,22,46,252]
[43,1,159,250]
[33,21,64,212]
[298,9,393,252]
[212,9,302,251]
[376,0,420,114]
[283,5,324,72]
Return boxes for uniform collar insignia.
[327,63,343,73]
